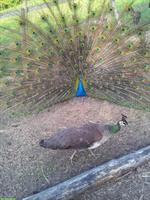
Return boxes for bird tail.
[0,0,150,114]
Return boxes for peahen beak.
[123,119,128,126]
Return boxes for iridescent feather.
[0,0,150,113]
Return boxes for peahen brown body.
[0,0,150,113]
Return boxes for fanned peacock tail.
[0,0,150,113]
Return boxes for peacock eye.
[53,0,58,4]
[73,3,77,9]
[138,31,142,35]
[92,12,96,16]
[99,58,103,62]
[62,16,65,21]
[101,35,105,40]
[19,21,25,26]
[80,43,84,47]
[96,47,100,52]
[144,64,149,69]
[79,56,83,60]
[114,38,119,43]
[91,26,96,32]
[64,28,69,33]
[16,42,20,46]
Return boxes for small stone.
[0,130,6,133]
[11,123,20,127]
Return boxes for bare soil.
[0,97,150,200]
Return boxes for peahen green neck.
[110,122,121,134]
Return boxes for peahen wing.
[0,0,150,113]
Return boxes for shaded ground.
[0,97,150,199]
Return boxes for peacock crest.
[0,0,150,113]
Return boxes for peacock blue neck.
[110,122,121,134]
[76,79,87,97]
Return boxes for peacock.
[0,0,150,114]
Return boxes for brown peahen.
[39,114,128,150]
[0,0,150,114]
[39,114,128,162]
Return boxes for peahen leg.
[70,150,77,165]
[70,149,96,165]
[88,149,97,158]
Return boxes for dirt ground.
[0,97,150,200]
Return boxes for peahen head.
[118,114,128,127]
[110,114,128,134]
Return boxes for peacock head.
[118,114,128,127]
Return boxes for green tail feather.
[0,0,150,113]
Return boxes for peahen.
[39,114,128,150]
[39,114,128,162]
[0,0,150,114]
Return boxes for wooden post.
[23,145,150,200]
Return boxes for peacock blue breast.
[76,79,87,97]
